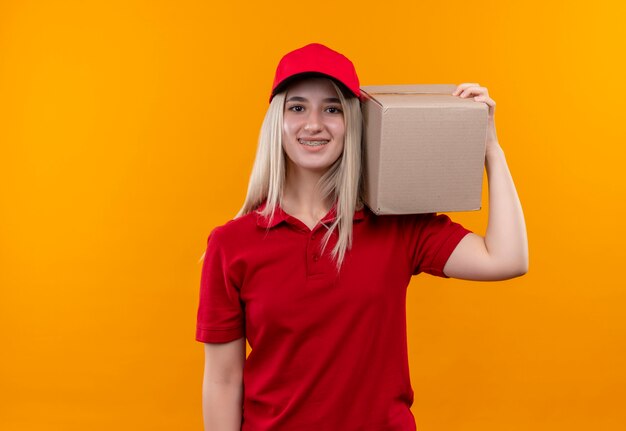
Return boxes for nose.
[303,109,323,133]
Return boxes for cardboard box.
[360,84,488,215]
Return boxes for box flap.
[361,84,457,95]
[360,84,474,109]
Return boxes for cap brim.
[271,72,357,100]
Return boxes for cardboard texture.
[360,84,488,215]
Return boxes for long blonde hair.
[236,79,364,271]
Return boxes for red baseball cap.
[269,43,363,103]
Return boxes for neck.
[282,162,333,215]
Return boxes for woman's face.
[282,77,346,175]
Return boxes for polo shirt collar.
[255,199,366,229]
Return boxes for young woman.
[196,43,528,431]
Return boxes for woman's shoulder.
[364,206,438,225]
[209,210,259,241]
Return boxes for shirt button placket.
[307,229,322,276]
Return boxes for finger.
[473,95,496,116]
[455,82,479,91]
[473,95,494,106]
[452,82,480,95]
[454,84,481,97]
[459,85,485,98]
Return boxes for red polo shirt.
[196,200,472,430]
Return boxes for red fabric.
[270,43,363,103]
[196,200,472,430]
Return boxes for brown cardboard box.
[360,84,488,215]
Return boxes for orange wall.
[1,1,625,430]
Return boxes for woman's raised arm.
[442,83,529,281]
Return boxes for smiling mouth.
[298,139,329,147]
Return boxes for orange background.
[1,1,625,430]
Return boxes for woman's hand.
[452,83,499,154]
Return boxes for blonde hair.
[235,79,364,272]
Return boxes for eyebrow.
[286,96,341,103]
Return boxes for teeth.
[299,139,329,147]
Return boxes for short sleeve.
[195,228,245,343]
[403,213,472,278]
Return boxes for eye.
[326,106,343,114]
[287,105,304,112]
